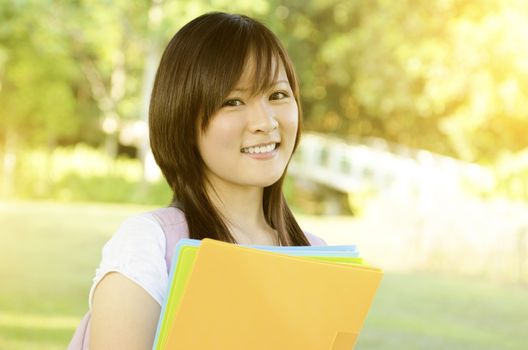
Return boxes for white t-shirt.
[89,212,169,309]
[88,210,326,310]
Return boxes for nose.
[247,99,278,133]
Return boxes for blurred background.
[1,0,527,349]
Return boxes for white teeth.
[242,143,277,154]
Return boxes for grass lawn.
[0,201,526,349]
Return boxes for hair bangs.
[197,18,251,131]
[246,32,282,97]
[244,26,301,112]
[199,15,297,132]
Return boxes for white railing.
[289,132,494,198]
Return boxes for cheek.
[281,104,299,140]
[198,116,243,159]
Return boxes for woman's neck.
[205,179,277,245]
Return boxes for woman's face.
[197,58,298,190]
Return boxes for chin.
[249,175,283,188]
[253,179,279,188]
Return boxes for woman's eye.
[270,91,289,100]
[222,99,244,107]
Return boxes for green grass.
[0,201,527,349]
[358,273,527,349]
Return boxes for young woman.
[69,11,326,349]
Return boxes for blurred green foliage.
[11,145,171,205]
[1,0,528,202]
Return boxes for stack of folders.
[152,238,383,350]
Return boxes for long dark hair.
[149,12,310,246]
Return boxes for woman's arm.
[90,272,161,350]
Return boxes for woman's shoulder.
[98,207,190,270]
[110,211,167,246]
[112,207,189,240]
[88,207,190,309]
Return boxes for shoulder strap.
[66,312,91,349]
[150,207,190,273]
[305,232,327,246]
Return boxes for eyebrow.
[232,79,289,92]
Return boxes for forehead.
[234,53,289,92]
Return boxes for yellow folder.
[165,238,383,350]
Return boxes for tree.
[0,0,80,196]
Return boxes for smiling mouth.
[241,143,280,154]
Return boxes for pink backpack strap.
[305,232,327,246]
[66,312,90,349]
[149,207,190,272]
